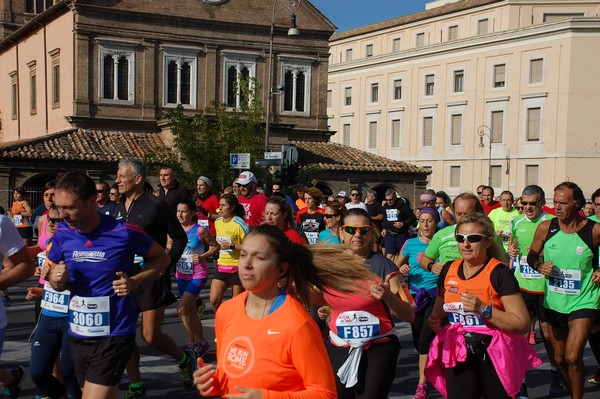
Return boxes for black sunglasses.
[48,217,64,225]
[455,233,488,243]
[477,191,482,195]
[324,213,339,218]
[520,201,539,206]
[342,225,372,235]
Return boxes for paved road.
[2,265,600,398]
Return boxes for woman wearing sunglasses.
[320,208,414,399]
[319,201,346,245]
[426,213,540,399]
[395,207,440,399]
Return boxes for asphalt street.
[2,263,599,399]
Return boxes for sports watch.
[481,304,493,319]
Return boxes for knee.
[177,304,193,319]
[141,327,161,346]
[564,350,582,366]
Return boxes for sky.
[309,0,432,33]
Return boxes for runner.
[296,187,326,245]
[264,196,306,244]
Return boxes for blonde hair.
[455,212,508,264]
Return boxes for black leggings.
[410,298,436,354]
[326,335,400,399]
[445,351,510,399]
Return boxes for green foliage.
[160,76,266,190]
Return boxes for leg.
[209,278,229,312]
[30,316,66,398]
[544,322,570,392]
[81,381,119,399]
[479,353,511,399]
[177,292,205,342]
[354,337,400,399]
[125,344,141,384]
[58,317,82,399]
[444,354,483,399]
[564,317,594,399]
[232,284,245,297]
[140,308,184,361]
[325,340,357,399]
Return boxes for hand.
[317,306,331,321]
[460,292,485,314]
[427,312,443,332]
[112,271,135,296]
[219,241,231,251]
[49,262,68,291]
[393,221,403,228]
[538,260,554,277]
[507,238,519,258]
[193,361,217,396]
[592,269,600,284]
[370,280,393,302]
[381,229,387,237]
[26,287,43,301]
[398,264,410,274]
[430,262,443,275]
[226,386,263,399]
[34,267,42,278]
[192,254,204,264]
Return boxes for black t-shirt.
[158,181,191,212]
[382,199,416,234]
[114,193,187,269]
[366,201,383,231]
[437,258,520,298]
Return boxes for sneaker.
[122,385,148,399]
[196,298,206,318]
[548,370,566,397]
[197,340,210,358]
[2,366,24,399]
[528,331,536,345]
[3,296,12,307]
[413,382,428,399]
[588,367,600,384]
[515,383,528,399]
[179,349,197,391]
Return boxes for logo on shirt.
[447,279,459,285]
[222,336,255,378]
[71,251,106,263]
[576,245,584,256]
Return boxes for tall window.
[345,49,353,62]
[448,25,458,41]
[525,165,539,186]
[282,62,310,114]
[478,19,489,35]
[222,52,256,109]
[99,42,135,103]
[344,87,352,106]
[494,64,506,88]
[491,110,504,143]
[28,61,37,115]
[425,74,435,96]
[416,33,425,48]
[25,0,53,14]
[327,90,332,108]
[365,44,373,57]
[10,71,17,120]
[166,60,192,105]
[450,114,462,145]
[370,83,379,103]
[392,38,401,53]
[529,58,543,84]
[393,79,402,100]
[50,48,60,108]
[453,70,464,93]
[490,165,502,187]
[422,116,433,146]
[391,119,401,148]
[450,166,461,187]
[526,107,541,142]
[342,123,351,146]
[368,121,377,149]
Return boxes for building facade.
[327,0,600,198]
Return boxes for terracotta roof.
[291,140,429,174]
[0,128,165,162]
[331,0,502,40]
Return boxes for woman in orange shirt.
[10,187,33,245]
[193,225,376,398]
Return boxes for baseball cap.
[236,171,257,186]
[336,191,348,198]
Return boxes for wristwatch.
[481,304,493,320]
[229,243,235,250]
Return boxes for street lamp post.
[478,125,492,186]
[264,0,300,188]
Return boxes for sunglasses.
[350,193,359,197]
[324,213,339,218]
[48,217,64,225]
[96,190,105,194]
[477,191,482,195]
[516,206,524,210]
[520,201,539,206]
[342,225,372,235]
[455,233,489,243]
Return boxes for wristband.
[531,261,541,271]
[427,262,434,272]
[229,243,235,250]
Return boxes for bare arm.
[526,220,552,276]
[371,273,414,323]
[419,254,443,275]
[461,292,529,334]
[113,242,170,296]
[0,247,36,290]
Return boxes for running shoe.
[3,296,12,307]
[515,383,528,399]
[122,385,148,399]
[528,331,536,345]
[548,370,565,397]
[2,366,24,399]
[588,367,600,384]
[413,382,428,399]
[197,340,210,359]
[180,349,197,391]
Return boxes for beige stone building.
[327,0,600,199]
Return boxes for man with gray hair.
[113,158,192,398]
[382,188,415,259]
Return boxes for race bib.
[12,215,22,225]
[217,236,233,255]
[444,301,486,327]
[176,253,194,275]
[335,311,380,344]
[197,219,209,229]
[519,257,543,279]
[41,281,70,314]
[37,252,46,268]
[386,209,398,222]
[548,268,581,295]
[69,296,110,337]
[305,232,319,245]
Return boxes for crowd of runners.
[0,160,598,399]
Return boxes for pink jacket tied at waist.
[424,323,542,398]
